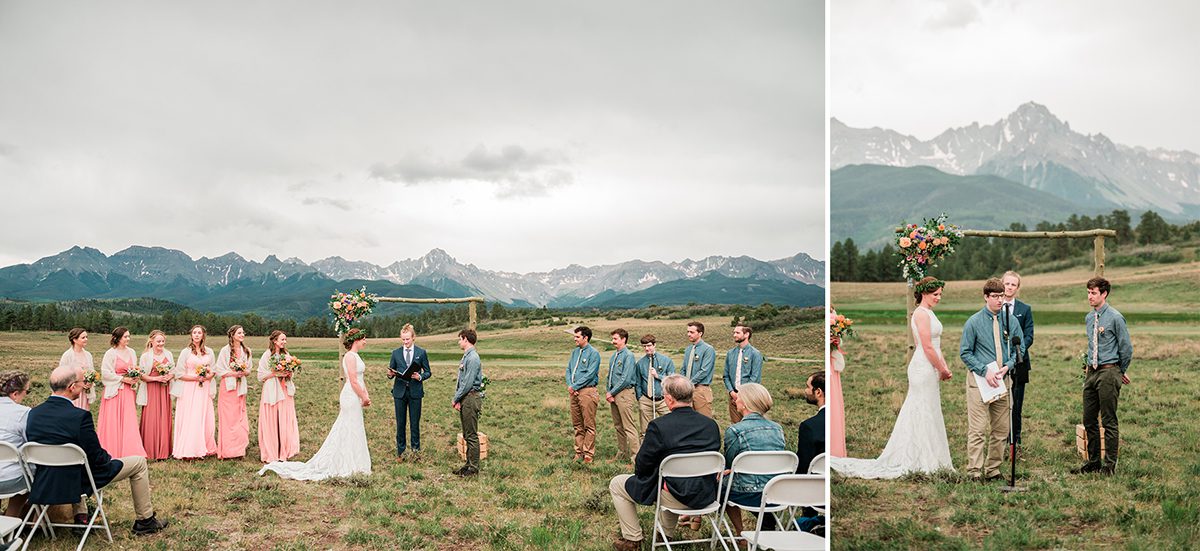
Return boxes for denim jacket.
[722,412,786,493]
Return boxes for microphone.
[1010,335,1022,365]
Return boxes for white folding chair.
[742,475,826,551]
[806,453,826,475]
[652,451,730,551]
[718,450,799,546]
[19,443,112,551]
[0,442,30,545]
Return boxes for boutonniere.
[741,356,749,365]
[1098,326,1106,334]
[692,353,699,360]
[582,358,588,364]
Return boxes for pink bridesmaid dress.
[829,349,847,457]
[97,354,147,458]
[216,348,250,459]
[140,353,173,460]
[172,351,218,459]
[258,352,299,463]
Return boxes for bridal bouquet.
[194,363,212,386]
[83,369,101,386]
[151,358,173,376]
[330,286,378,334]
[829,307,855,348]
[270,353,303,379]
[895,213,963,282]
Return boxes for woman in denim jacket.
[721,382,787,538]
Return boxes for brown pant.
[73,456,154,520]
[728,392,744,424]
[965,374,1011,478]
[570,386,599,460]
[609,388,640,461]
[638,396,670,438]
[693,385,713,418]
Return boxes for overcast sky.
[0,0,825,272]
[833,0,1200,153]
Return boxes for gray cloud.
[923,0,982,30]
[301,197,352,211]
[369,144,573,199]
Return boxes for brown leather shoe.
[612,537,642,551]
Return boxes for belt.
[695,384,709,388]
[1089,363,1117,371]
[644,394,664,401]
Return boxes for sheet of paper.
[974,361,1008,404]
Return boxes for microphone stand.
[1001,334,1027,493]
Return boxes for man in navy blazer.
[608,374,720,550]
[1002,271,1035,446]
[25,365,167,535]
[388,323,432,459]
[796,371,826,473]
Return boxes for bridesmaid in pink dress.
[97,327,147,457]
[172,325,218,459]
[215,325,251,459]
[258,330,300,463]
[829,340,847,457]
[57,328,96,412]
[138,330,175,460]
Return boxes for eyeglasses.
[986,293,1005,299]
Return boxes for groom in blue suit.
[388,324,432,460]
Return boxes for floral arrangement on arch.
[895,213,963,282]
[330,286,379,334]
[829,306,855,349]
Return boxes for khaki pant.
[638,396,670,438]
[727,392,744,424]
[609,474,684,542]
[693,385,713,418]
[609,388,640,461]
[965,374,1011,478]
[570,386,599,460]
[73,456,154,520]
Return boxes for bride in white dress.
[831,277,955,479]
[259,329,372,480]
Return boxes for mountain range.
[0,246,824,317]
[832,102,1200,217]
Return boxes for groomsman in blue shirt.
[723,323,763,423]
[635,334,674,438]
[1073,277,1132,475]
[606,329,640,462]
[452,329,485,477]
[681,321,716,418]
[566,326,601,463]
[959,278,1022,481]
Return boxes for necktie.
[991,314,1004,370]
[684,346,692,377]
[405,348,412,367]
[571,349,582,382]
[1092,311,1100,370]
[735,347,744,390]
[648,355,656,398]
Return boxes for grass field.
[830,264,1200,550]
[1,314,823,550]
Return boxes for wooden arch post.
[905,228,1117,355]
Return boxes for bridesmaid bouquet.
[83,369,101,385]
[229,358,249,374]
[329,286,378,334]
[195,363,212,386]
[270,353,303,379]
[125,366,145,390]
[151,358,173,376]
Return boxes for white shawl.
[137,349,175,406]
[58,348,96,402]
[257,350,295,405]
[215,345,251,396]
[173,347,217,399]
[99,348,138,400]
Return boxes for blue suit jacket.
[1009,300,1034,382]
[389,346,432,399]
[25,395,123,505]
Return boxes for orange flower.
[917,241,928,250]
[899,237,912,248]
[938,224,945,231]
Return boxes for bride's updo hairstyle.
[737,383,774,416]
[342,328,366,350]
[913,276,945,303]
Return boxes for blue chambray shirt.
[565,344,601,391]
[453,347,483,404]
[1086,303,1133,373]
[635,353,675,399]
[606,347,637,395]
[681,340,716,385]
[959,306,1022,377]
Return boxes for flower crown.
[915,278,945,295]
[343,330,367,345]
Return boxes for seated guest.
[0,371,32,518]
[609,374,720,551]
[796,371,826,473]
[24,365,168,535]
[720,383,787,538]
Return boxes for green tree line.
[831,209,1200,282]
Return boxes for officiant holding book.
[388,323,432,460]
[958,277,1022,481]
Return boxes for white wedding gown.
[259,351,371,480]
[830,306,954,479]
